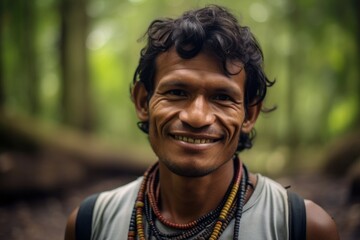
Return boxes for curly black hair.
[132,4,275,152]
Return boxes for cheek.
[149,100,179,133]
[229,117,244,139]
[216,109,245,139]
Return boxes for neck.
[158,159,234,224]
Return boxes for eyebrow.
[157,79,189,89]
[213,87,244,101]
[158,79,243,98]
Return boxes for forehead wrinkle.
[156,52,245,80]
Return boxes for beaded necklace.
[127,156,249,239]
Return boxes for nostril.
[179,108,215,129]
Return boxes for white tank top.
[91,174,289,239]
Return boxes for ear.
[132,82,149,122]
[241,102,262,133]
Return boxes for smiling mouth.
[172,135,218,144]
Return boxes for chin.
[162,160,217,178]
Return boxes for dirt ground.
[0,171,359,240]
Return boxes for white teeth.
[174,135,214,144]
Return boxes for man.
[65,5,339,239]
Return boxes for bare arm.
[64,208,79,240]
[305,200,340,240]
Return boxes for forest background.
[0,0,359,239]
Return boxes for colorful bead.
[127,156,249,239]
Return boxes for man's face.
[138,49,252,177]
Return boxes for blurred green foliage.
[1,0,359,174]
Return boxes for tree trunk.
[354,0,360,127]
[59,0,93,131]
[0,1,5,112]
[285,2,301,152]
[23,0,39,115]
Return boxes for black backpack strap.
[287,191,307,240]
[75,194,99,240]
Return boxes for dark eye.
[167,89,186,96]
[213,94,232,101]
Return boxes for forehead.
[154,48,245,87]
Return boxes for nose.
[179,95,216,128]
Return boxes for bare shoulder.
[305,200,340,240]
[64,207,79,240]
